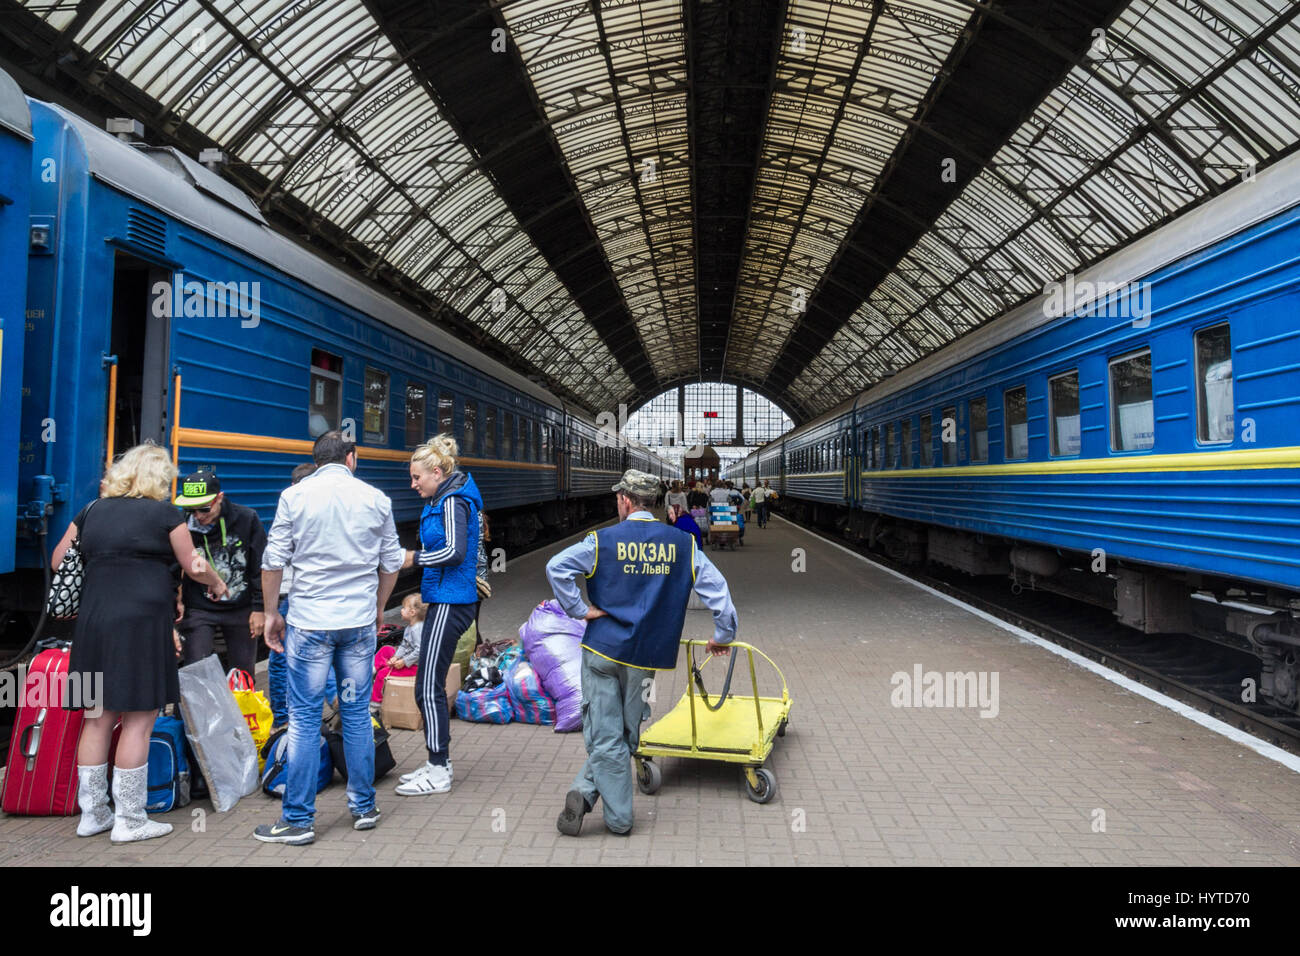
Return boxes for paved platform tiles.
[5,513,1300,866]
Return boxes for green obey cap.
[174,469,221,508]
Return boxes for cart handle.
[690,646,738,712]
[680,639,790,703]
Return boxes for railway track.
[780,513,1300,756]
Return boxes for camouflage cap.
[611,469,661,499]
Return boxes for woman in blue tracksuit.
[397,434,482,796]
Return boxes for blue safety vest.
[583,517,696,670]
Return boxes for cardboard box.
[382,675,423,731]
[381,664,464,731]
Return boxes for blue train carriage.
[793,151,1300,708]
[16,98,584,582]
[0,68,30,581]
[780,396,857,511]
[565,411,626,512]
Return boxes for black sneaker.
[253,820,315,845]
[353,807,381,831]
[556,789,589,837]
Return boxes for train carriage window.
[308,349,343,438]
[533,421,541,462]
[521,418,530,462]
[464,400,478,455]
[503,412,514,460]
[861,429,870,469]
[969,398,988,463]
[1004,387,1028,460]
[1196,324,1233,443]
[438,391,454,435]
[1109,350,1154,451]
[363,368,390,444]
[920,414,933,466]
[942,406,957,465]
[901,420,912,468]
[1049,371,1080,457]
[885,424,895,469]
[540,422,549,463]
[405,383,426,449]
[483,406,497,458]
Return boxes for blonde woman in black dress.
[50,444,227,842]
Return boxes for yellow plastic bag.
[228,669,273,773]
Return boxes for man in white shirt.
[254,431,405,845]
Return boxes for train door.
[108,253,172,458]
[842,429,856,504]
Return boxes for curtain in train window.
[463,400,478,455]
[1049,371,1080,456]
[972,395,987,463]
[483,405,497,458]
[363,368,389,444]
[900,419,912,468]
[1004,387,1028,460]
[942,406,957,465]
[405,383,426,449]
[438,391,454,435]
[1109,351,1154,451]
[875,427,884,469]
[885,424,896,468]
[1196,324,1233,442]
[920,413,933,466]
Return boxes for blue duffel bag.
[259,727,332,798]
[146,714,192,813]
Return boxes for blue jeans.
[269,597,337,726]
[282,623,376,827]
[572,649,652,834]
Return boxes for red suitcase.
[2,647,85,815]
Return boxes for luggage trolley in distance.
[635,640,790,804]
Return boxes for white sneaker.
[399,759,452,784]
[395,762,452,796]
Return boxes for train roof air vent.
[126,207,167,258]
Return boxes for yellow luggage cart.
[635,640,791,804]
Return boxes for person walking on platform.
[546,469,738,836]
[751,481,769,528]
[172,468,266,675]
[255,431,404,845]
[395,434,483,797]
[52,444,229,843]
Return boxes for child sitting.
[372,594,426,707]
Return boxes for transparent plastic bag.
[178,654,258,812]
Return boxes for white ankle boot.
[76,763,114,837]
[110,763,172,843]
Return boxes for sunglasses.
[184,502,217,515]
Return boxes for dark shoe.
[556,789,589,837]
[607,825,632,837]
[353,807,381,831]
[254,820,315,845]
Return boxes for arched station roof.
[2,0,1297,422]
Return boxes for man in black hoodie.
[174,468,267,674]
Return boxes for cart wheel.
[637,759,662,795]
[744,768,777,804]
[777,719,787,738]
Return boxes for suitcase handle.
[19,708,47,772]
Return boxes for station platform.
[4,514,1300,867]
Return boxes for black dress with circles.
[67,497,186,712]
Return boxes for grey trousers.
[572,648,652,834]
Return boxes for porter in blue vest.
[583,517,696,670]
